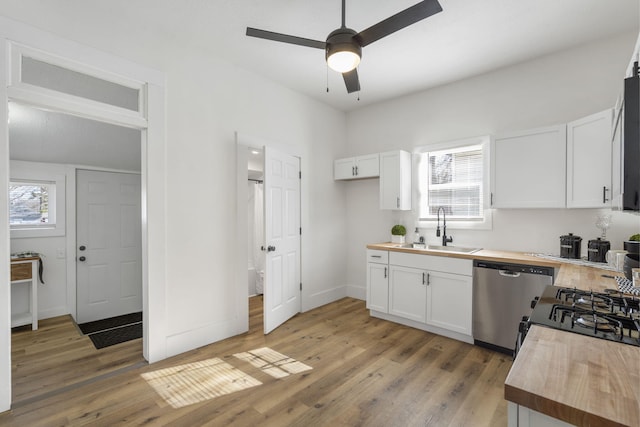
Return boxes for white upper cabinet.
[380,150,411,210]
[334,154,379,180]
[566,109,613,208]
[491,125,567,208]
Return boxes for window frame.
[10,163,66,238]
[415,136,492,231]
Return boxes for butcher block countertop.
[505,326,640,427]
[367,242,639,426]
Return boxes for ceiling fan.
[246,0,443,94]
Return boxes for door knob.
[79,245,86,251]
[78,256,86,262]
[267,245,276,252]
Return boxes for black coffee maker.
[587,238,610,263]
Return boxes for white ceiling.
[9,103,141,171]
[6,0,640,169]
[96,0,639,111]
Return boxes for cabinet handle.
[490,192,494,206]
[355,165,358,176]
[422,272,426,285]
[427,273,430,286]
[603,186,609,203]
[397,197,400,208]
[371,255,381,258]
[384,267,387,279]
[352,166,355,176]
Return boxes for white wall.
[344,31,640,294]
[0,2,348,368]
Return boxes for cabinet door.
[491,125,566,208]
[611,105,624,210]
[366,262,388,313]
[566,109,613,208]
[334,157,356,180]
[355,154,380,178]
[426,271,472,335]
[389,265,426,322]
[380,150,411,210]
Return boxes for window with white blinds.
[418,144,484,221]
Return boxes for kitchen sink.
[423,245,482,254]
[394,243,482,254]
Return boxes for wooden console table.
[10,256,39,330]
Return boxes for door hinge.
[300,282,302,291]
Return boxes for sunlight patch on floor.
[141,358,261,408]
[233,347,313,379]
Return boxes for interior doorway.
[237,136,302,336]
[1,20,166,411]
[8,103,144,404]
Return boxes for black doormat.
[78,312,143,349]
[88,323,142,349]
[78,312,142,335]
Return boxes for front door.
[76,169,142,323]
[263,147,301,334]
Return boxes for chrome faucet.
[436,207,453,246]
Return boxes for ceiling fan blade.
[246,27,326,49]
[355,0,443,47]
[343,69,360,93]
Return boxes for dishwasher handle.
[498,269,521,278]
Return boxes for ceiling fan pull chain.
[326,64,329,93]
[357,66,360,101]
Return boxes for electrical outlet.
[56,248,65,259]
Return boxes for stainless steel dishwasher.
[472,260,554,354]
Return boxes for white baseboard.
[39,306,69,321]
[346,284,365,300]
[302,285,347,312]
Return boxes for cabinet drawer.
[11,263,32,281]
[389,252,472,276]
[367,250,388,264]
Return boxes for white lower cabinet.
[508,403,575,427]
[367,262,389,313]
[389,265,427,323]
[366,249,473,343]
[426,270,472,335]
[366,250,389,313]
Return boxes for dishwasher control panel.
[473,260,554,277]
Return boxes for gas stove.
[526,285,640,347]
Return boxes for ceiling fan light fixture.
[325,28,361,73]
[327,50,360,73]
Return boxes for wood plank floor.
[2,297,512,426]
[11,314,145,404]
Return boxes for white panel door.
[264,147,301,334]
[76,170,142,323]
